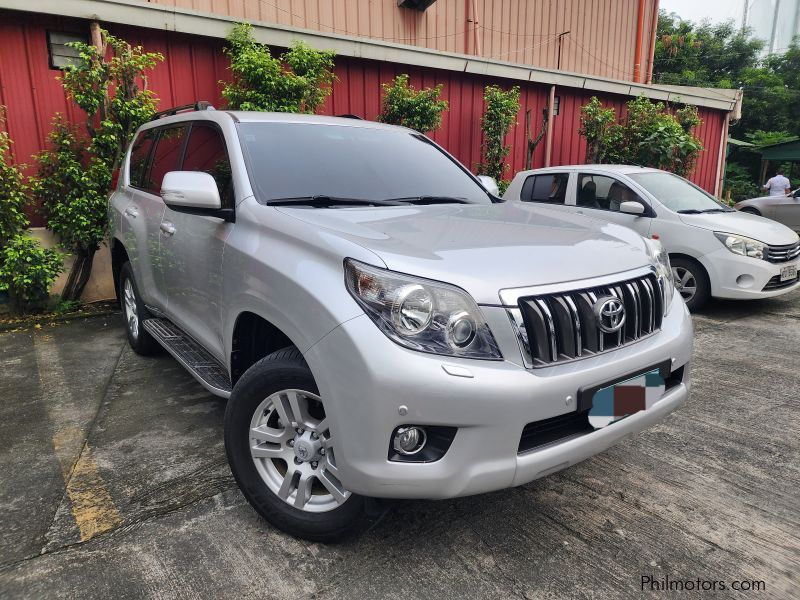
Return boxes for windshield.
[628,171,730,213]
[237,122,492,205]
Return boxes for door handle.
[160,222,176,236]
[124,207,139,218]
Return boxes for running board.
[142,318,232,398]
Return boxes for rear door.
[573,173,652,237]
[158,121,235,361]
[118,126,182,310]
[516,172,572,211]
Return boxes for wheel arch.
[229,311,297,385]
[110,237,130,305]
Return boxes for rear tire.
[119,262,161,356]
[224,347,368,542]
[671,257,710,311]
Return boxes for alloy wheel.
[249,389,350,513]
[672,266,697,303]
[123,278,139,340]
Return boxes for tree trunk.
[61,247,97,302]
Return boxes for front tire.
[671,257,710,311]
[740,207,761,216]
[224,347,367,542]
[119,262,161,356]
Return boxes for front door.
[573,173,653,238]
[158,122,235,361]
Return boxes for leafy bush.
[479,85,521,186]
[377,74,448,133]
[222,23,336,113]
[579,95,703,177]
[723,161,760,202]
[31,31,161,301]
[0,127,28,247]
[0,235,63,314]
[0,112,63,314]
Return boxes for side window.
[521,173,569,204]
[577,174,642,212]
[181,123,234,208]
[146,125,188,195]
[128,130,155,189]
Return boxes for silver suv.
[109,105,693,541]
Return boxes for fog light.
[393,426,427,455]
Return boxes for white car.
[504,166,800,310]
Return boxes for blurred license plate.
[780,264,797,282]
[588,369,665,429]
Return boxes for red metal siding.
[0,9,725,229]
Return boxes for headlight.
[714,232,766,260]
[344,259,502,359]
[645,238,674,315]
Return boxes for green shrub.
[478,85,521,186]
[0,234,63,314]
[579,95,703,177]
[31,31,161,302]
[222,23,336,113]
[378,74,448,133]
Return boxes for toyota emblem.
[594,296,626,333]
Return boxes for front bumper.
[702,249,800,299]
[303,292,693,500]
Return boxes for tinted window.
[147,125,187,194]
[182,123,234,208]
[577,174,643,212]
[521,173,569,204]
[128,130,155,189]
[238,123,491,204]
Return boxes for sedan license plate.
[588,369,665,429]
[780,264,798,282]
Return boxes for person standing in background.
[763,169,791,196]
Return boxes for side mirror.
[476,175,500,196]
[161,171,222,210]
[620,201,646,215]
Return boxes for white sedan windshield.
[628,172,730,213]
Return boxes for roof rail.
[153,101,215,120]
[336,113,363,120]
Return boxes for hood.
[678,210,799,245]
[277,202,652,304]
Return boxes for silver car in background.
[735,190,800,232]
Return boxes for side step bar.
[142,318,232,398]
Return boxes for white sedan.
[503,165,800,310]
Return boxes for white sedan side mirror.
[620,201,646,215]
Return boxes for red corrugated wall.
[0,9,726,228]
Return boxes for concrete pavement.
[1,292,798,599]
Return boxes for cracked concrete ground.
[0,292,798,599]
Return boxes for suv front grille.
[765,242,800,263]
[508,273,664,367]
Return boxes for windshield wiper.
[268,195,403,207]
[677,207,732,214]
[385,195,471,205]
[676,209,703,214]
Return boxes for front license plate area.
[578,361,670,430]
[780,264,797,282]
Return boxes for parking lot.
[0,293,798,599]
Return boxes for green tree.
[31,30,162,301]
[0,111,63,314]
[222,23,336,113]
[479,85,520,187]
[578,95,703,177]
[377,74,448,133]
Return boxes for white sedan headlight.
[714,232,766,260]
[645,238,674,315]
[345,259,502,359]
